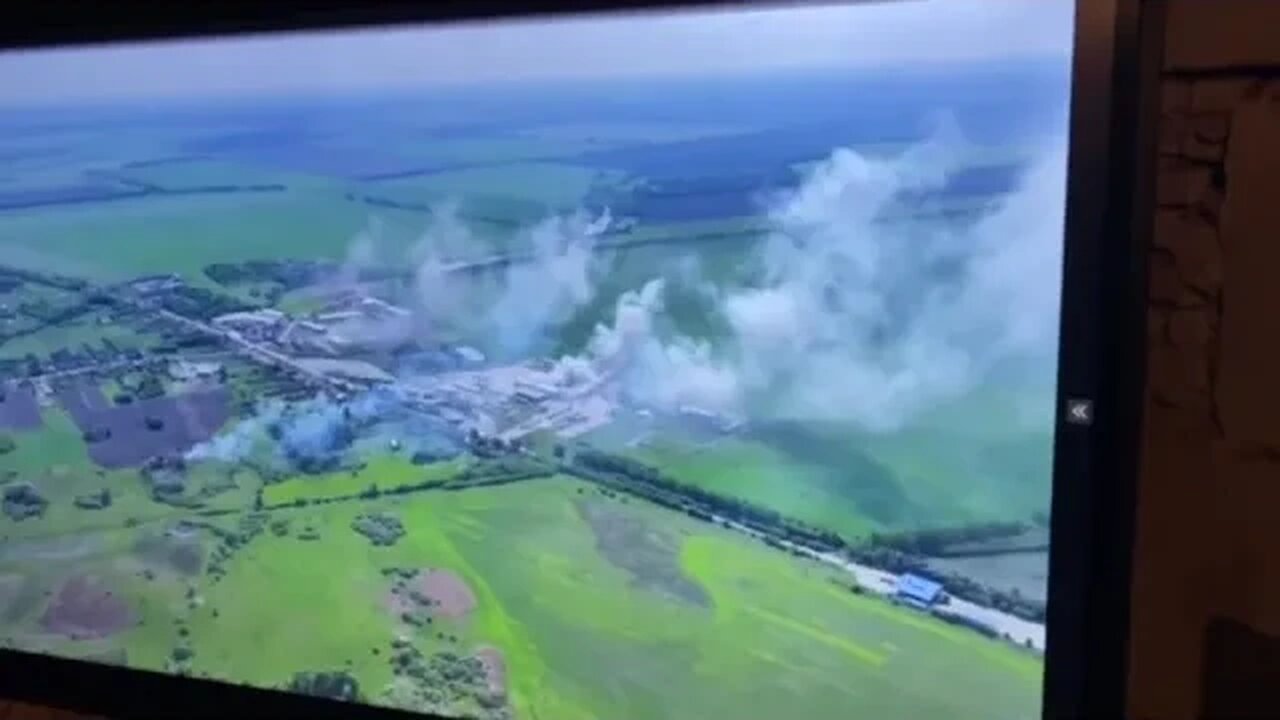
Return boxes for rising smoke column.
[487,207,612,358]
[566,128,1068,432]
[404,202,615,355]
[574,278,741,414]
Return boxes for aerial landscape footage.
[0,2,1073,719]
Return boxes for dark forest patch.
[352,512,405,547]
[576,498,709,608]
[2,482,48,521]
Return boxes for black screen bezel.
[0,1,1157,718]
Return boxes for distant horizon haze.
[0,0,1074,106]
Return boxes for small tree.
[0,435,15,455]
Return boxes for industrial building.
[894,573,945,611]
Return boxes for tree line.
[569,449,845,552]
[569,448,1047,623]
[866,521,1032,557]
[845,543,1046,623]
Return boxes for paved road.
[710,513,1047,651]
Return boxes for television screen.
[0,2,1076,718]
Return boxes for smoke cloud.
[192,127,1066,464]
[489,207,611,357]
[567,130,1067,432]
[407,203,613,356]
[185,401,284,463]
[186,388,445,470]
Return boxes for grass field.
[0,313,158,360]
[0,476,1041,720]
[629,380,1054,537]
[0,408,257,543]
[0,190,425,281]
[262,455,471,506]
[634,438,884,538]
[361,163,612,211]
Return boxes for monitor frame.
[0,1,1160,718]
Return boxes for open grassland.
[634,438,883,538]
[518,122,762,145]
[109,159,335,193]
[0,476,1042,720]
[351,134,613,168]
[0,163,762,285]
[0,190,423,281]
[0,314,158,360]
[0,407,256,543]
[630,381,1053,538]
[262,455,471,506]
[360,162,612,211]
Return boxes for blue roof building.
[895,573,944,610]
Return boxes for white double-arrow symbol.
[1066,399,1093,425]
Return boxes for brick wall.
[1129,2,1280,719]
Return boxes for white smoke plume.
[488,207,612,356]
[407,202,473,340]
[185,400,285,463]
[568,131,1067,432]
[334,217,386,289]
[186,388,430,468]
[407,203,613,356]
[575,278,741,414]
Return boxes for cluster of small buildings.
[169,359,223,383]
[211,294,414,356]
[405,360,614,442]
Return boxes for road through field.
[708,512,1047,651]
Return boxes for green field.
[0,313,158,360]
[0,475,1042,720]
[0,410,256,544]
[262,455,471,506]
[0,191,425,281]
[627,380,1054,538]
[364,163,613,211]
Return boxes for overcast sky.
[0,1,1074,105]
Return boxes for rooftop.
[895,573,944,607]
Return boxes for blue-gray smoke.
[187,386,462,471]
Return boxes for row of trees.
[569,449,1047,623]
[866,521,1034,557]
[571,450,845,552]
[204,260,335,291]
[157,285,252,322]
[262,456,554,513]
[0,265,87,292]
[845,543,1046,623]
